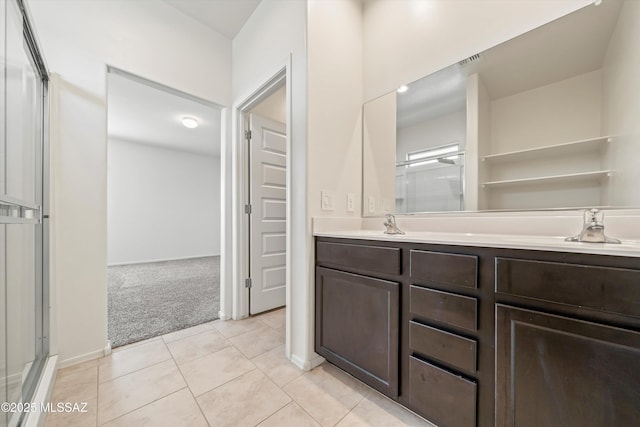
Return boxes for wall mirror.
[362,0,639,216]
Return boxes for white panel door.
[249,114,286,314]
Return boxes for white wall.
[490,70,602,154]
[233,0,363,370]
[363,92,396,216]
[308,0,363,219]
[362,0,593,101]
[306,0,363,365]
[28,0,231,364]
[231,0,310,366]
[108,139,220,265]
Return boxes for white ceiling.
[164,0,261,39]
[108,72,221,157]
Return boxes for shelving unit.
[482,136,612,164]
[482,170,611,188]
[479,132,613,209]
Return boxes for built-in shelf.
[482,170,611,189]
[482,136,612,164]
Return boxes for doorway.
[106,68,223,347]
[242,80,287,315]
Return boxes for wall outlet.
[368,196,376,214]
[321,189,335,212]
[347,193,355,213]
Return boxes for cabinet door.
[496,305,640,427]
[315,267,399,397]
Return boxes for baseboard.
[107,253,220,267]
[23,355,58,427]
[291,353,325,372]
[57,347,106,369]
[217,310,231,321]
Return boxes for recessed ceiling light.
[182,117,199,129]
[397,85,409,94]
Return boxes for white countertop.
[313,229,640,258]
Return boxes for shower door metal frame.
[1,0,50,423]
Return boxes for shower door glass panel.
[1,0,6,423]
[1,1,46,424]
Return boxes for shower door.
[1,1,49,425]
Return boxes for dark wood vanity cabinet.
[315,237,640,427]
[495,305,640,426]
[495,257,640,427]
[315,267,400,396]
[315,241,402,397]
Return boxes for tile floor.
[45,308,434,427]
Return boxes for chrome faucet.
[384,214,405,235]
[565,209,621,244]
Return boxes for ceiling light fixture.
[182,117,199,129]
[397,85,409,94]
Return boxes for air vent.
[458,53,481,66]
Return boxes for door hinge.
[245,278,252,288]
[245,130,252,140]
[244,204,252,214]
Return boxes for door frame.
[104,65,226,333]
[231,59,291,349]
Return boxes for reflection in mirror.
[396,65,467,213]
[362,0,640,216]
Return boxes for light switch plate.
[368,196,376,214]
[321,189,335,212]
[347,193,355,213]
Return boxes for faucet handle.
[585,208,603,226]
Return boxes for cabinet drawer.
[409,356,476,427]
[496,257,640,318]
[316,241,401,276]
[410,250,478,289]
[410,285,478,332]
[410,321,476,375]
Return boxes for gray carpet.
[108,256,220,348]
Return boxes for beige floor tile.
[44,397,97,427]
[167,329,230,365]
[284,363,369,427]
[101,388,207,427]
[258,402,320,427]
[179,346,255,396]
[162,323,214,344]
[258,308,286,330]
[197,369,291,427]
[252,344,303,387]
[99,338,171,382]
[211,316,267,338]
[336,391,433,426]
[51,365,98,403]
[57,359,100,378]
[229,324,285,358]
[112,336,162,353]
[97,359,186,424]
